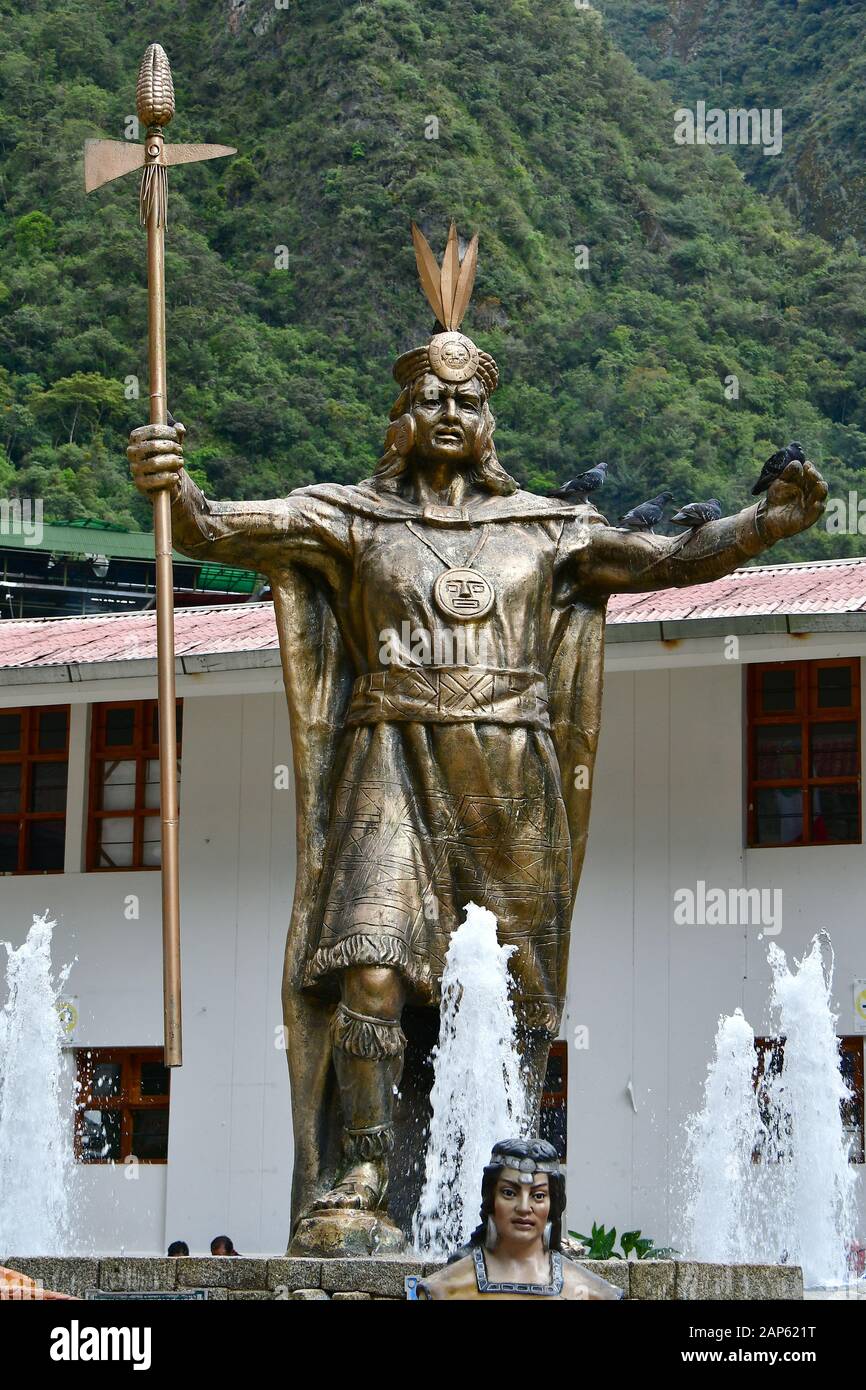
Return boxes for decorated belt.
[346,666,550,729]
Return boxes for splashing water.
[678,934,859,1287]
[680,1009,770,1265]
[764,935,858,1286]
[412,903,529,1255]
[0,913,76,1255]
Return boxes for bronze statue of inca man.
[129,223,827,1254]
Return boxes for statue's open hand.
[127,422,186,497]
[759,460,828,544]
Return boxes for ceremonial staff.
[84,45,235,1065]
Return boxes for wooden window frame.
[0,705,69,875]
[74,1047,170,1165]
[87,699,182,872]
[747,658,861,847]
[753,1035,864,1165]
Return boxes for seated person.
[416,1137,624,1300]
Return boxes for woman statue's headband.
[393,221,499,396]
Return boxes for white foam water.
[678,934,859,1288]
[0,913,76,1255]
[680,1008,770,1265]
[412,902,529,1255]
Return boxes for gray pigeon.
[751,441,806,495]
[671,498,722,529]
[551,462,608,499]
[619,491,673,532]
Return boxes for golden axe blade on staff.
[84,45,235,1065]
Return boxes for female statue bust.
[416,1138,624,1300]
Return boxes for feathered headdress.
[394,221,498,395]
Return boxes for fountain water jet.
[412,903,529,1255]
[0,913,76,1256]
[680,1008,770,1265]
[678,934,859,1288]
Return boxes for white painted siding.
[567,658,865,1252]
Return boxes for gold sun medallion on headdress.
[428,330,479,383]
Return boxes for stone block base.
[0,1255,804,1301]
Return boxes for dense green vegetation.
[1,0,865,559]
[601,0,866,248]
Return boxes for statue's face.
[410,372,485,466]
[492,1167,551,1246]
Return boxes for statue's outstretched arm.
[128,421,347,571]
[168,470,333,571]
[576,461,827,597]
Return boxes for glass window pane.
[37,709,67,752]
[130,1108,169,1162]
[30,761,67,812]
[754,724,802,780]
[91,1062,122,1097]
[98,842,133,868]
[811,786,859,843]
[140,1061,170,1097]
[104,706,135,747]
[0,713,21,752]
[810,723,858,778]
[142,816,161,867]
[0,824,18,871]
[144,759,160,809]
[27,820,64,871]
[754,788,803,845]
[100,760,137,811]
[0,763,21,813]
[97,817,134,869]
[543,1052,564,1093]
[760,668,797,713]
[816,665,852,710]
[79,1108,121,1162]
[99,816,134,845]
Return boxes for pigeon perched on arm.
[550,462,608,499]
[751,442,806,495]
[619,491,673,532]
[670,498,722,529]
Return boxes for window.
[87,700,182,870]
[74,1048,170,1164]
[0,706,69,873]
[747,660,861,846]
[540,1040,568,1160]
[752,1036,864,1164]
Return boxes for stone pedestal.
[0,1256,807,1301]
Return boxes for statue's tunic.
[416,1249,625,1300]
[169,474,768,1035]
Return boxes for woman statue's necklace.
[405,521,494,621]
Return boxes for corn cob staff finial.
[84,46,235,1067]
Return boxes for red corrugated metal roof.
[0,557,864,669]
[607,557,866,624]
[0,602,279,669]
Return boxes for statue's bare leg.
[314,965,406,1212]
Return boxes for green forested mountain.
[601,0,866,249]
[1,0,866,558]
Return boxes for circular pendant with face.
[433,568,495,621]
[428,331,480,384]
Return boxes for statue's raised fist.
[128,422,186,497]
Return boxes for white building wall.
[0,689,295,1256]
[566,658,866,1252]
